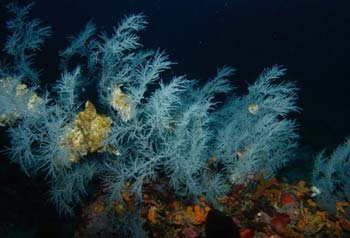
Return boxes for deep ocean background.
[0,0,349,237]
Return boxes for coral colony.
[1,3,350,237]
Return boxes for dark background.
[0,0,349,236]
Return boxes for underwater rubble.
[75,176,350,238]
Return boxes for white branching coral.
[1,3,301,218]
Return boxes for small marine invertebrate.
[109,85,134,122]
[281,193,296,205]
[61,101,113,163]
[0,76,42,126]
[248,103,259,115]
[310,186,321,197]
[147,206,158,223]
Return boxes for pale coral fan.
[312,137,350,216]
[1,3,300,218]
